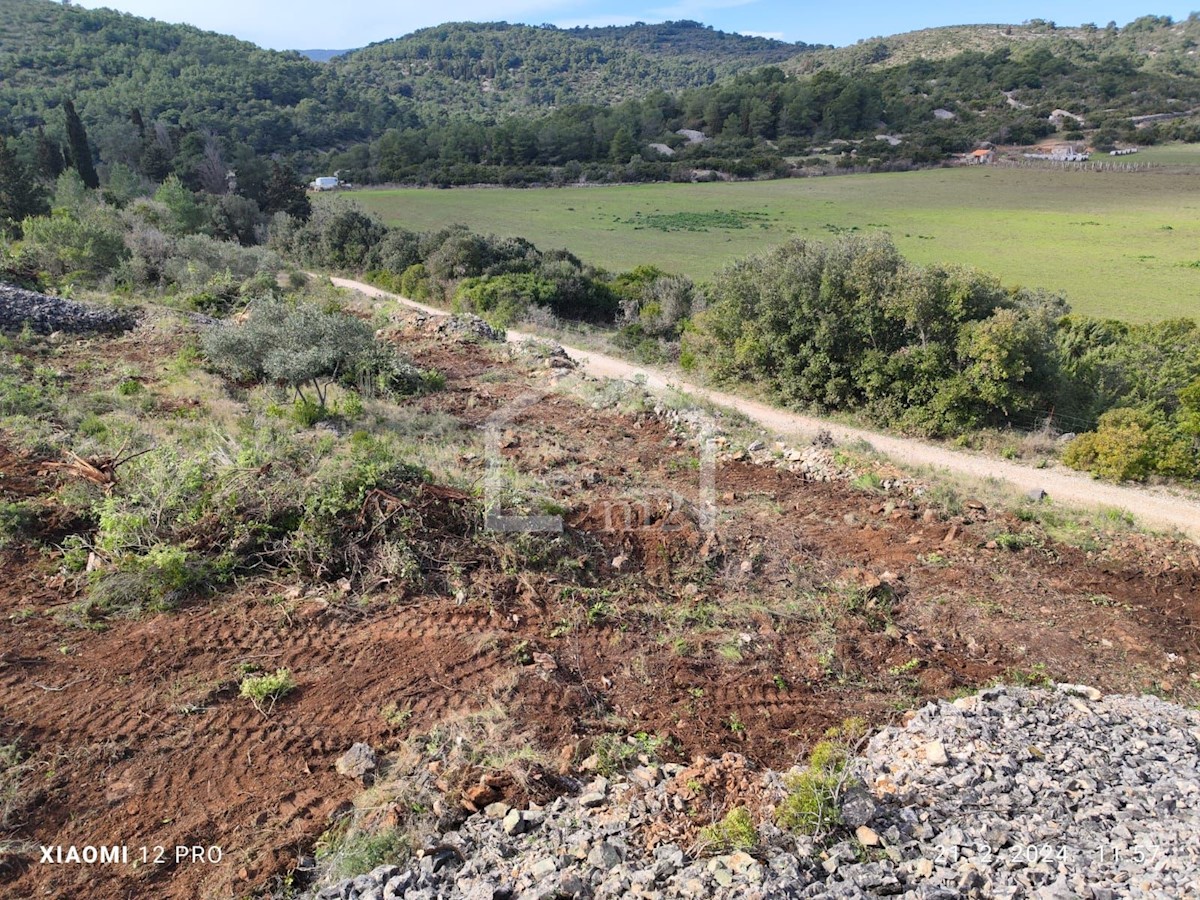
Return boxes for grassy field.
[345,161,1200,322]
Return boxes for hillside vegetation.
[332,20,813,118]
[7,1,1200,189]
[789,15,1200,75]
[0,0,805,184]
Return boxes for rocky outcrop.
[311,686,1200,898]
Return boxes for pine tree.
[609,126,638,163]
[140,142,173,182]
[63,98,99,189]
[261,162,312,220]
[0,135,50,237]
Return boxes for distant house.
[969,148,995,164]
[309,176,340,191]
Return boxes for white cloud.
[739,30,784,39]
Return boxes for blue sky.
[74,1,1194,51]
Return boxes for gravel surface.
[311,686,1200,899]
[0,282,138,334]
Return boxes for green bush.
[454,273,555,328]
[347,343,439,400]
[777,742,846,836]
[19,210,128,281]
[777,719,866,838]
[685,236,1063,437]
[699,807,758,853]
[0,501,35,548]
[1063,407,1198,481]
[239,667,296,714]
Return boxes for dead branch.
[40,446,158,489]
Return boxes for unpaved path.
[329,276,1200,542]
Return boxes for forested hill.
[0,0,397,158]
[787,14,1200,74]
[330,20,816,117]
[5,0,1200,191]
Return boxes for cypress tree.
[63,98,99,188]
[35,126,64,179]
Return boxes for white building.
[309,176,340,191]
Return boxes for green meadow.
[345,162,1200,322]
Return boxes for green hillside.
[0,0,388,157]
[5,0,1200,191]
[788,15,1200,74]
[0,1,810,173]
[331,20,815,118]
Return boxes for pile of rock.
[434,314,505,343]
[510,339,577,372]
[392,310,505,344]
[0,283,139,334]
[310,686,1200,899]
[652,401,879,486]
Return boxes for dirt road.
[329,276,1200,542]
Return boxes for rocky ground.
[0,283,138,334]
[313,686,1200,900]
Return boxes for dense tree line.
[325,38,1198,184]
[685,235,1200,478]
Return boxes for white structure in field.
[310,176,340,191]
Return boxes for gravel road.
[328,276,1200,542]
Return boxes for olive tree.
[202,300,374,408]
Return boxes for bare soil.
[1,317,1197,899]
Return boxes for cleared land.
[3,306,1199,898]
[347,160,1200,322]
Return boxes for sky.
[72,0,1196,52]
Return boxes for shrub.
[161,233,279,291]
[777,719,866,838]
[1063,407,1197,481]
[209,194,263,247]
[776,741,847,836]
[153,176,207,235]
[347,343,437,399]
[590,732,666,776]
[327,827,410,881]
[0,501,35,548]
[0,742,33,829]
[82,543,219,618]
[19,210,129,281]
[454,273,555,328]
[699,807,758,853]
[239,668,296,714]
[281,201,387,270]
